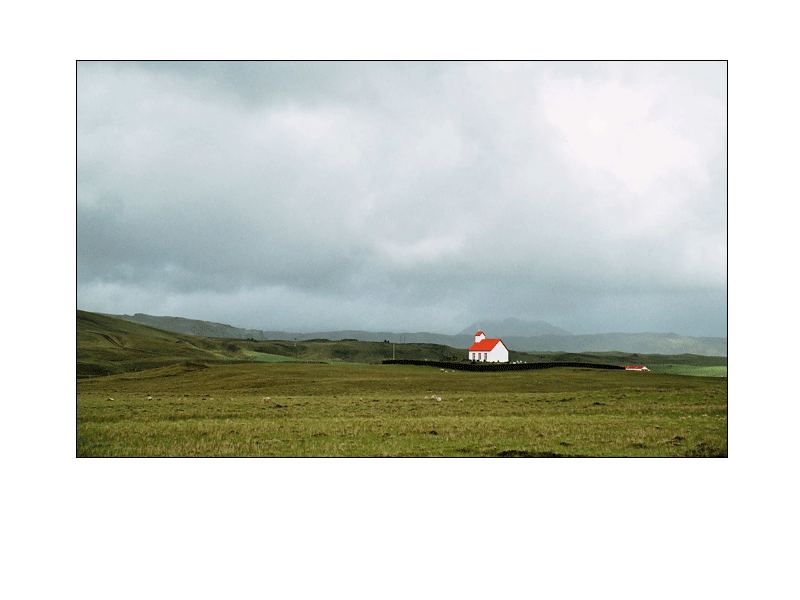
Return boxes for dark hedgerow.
[382,359,624,371]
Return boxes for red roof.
[474,330,484,336]
[469,338,503,351]
[624,365,646,369]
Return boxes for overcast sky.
[77,61,726,336]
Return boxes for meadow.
[77,362,727,457]
[76,310,727,457]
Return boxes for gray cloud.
[78,61,727,336]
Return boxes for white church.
[468,330,509,363]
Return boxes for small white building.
[624,365,650,371]
[468,330,509,363]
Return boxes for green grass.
[646,364,728,377]
[77,362,727,457]
[241,350,305,363]
[76,310,727,457]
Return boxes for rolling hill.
[78,310,726,378]
[110,312,727,356]
[459,317,571,337]
[78,310,467,377]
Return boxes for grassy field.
[77,310,727,457]
[646,364,728,377]
[77,362,727,457]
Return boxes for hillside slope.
[78,311,726,378]
[77,310,249,377]
[78,311,466,377]
[459,317,571,337]
[110,312,727,356]
[106,312,272,340]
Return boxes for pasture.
[77,362,727,457]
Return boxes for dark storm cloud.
[77,61,726,335]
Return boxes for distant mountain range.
[106,312,727,356]
[459,317,571,337]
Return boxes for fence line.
[381,359,624,371]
